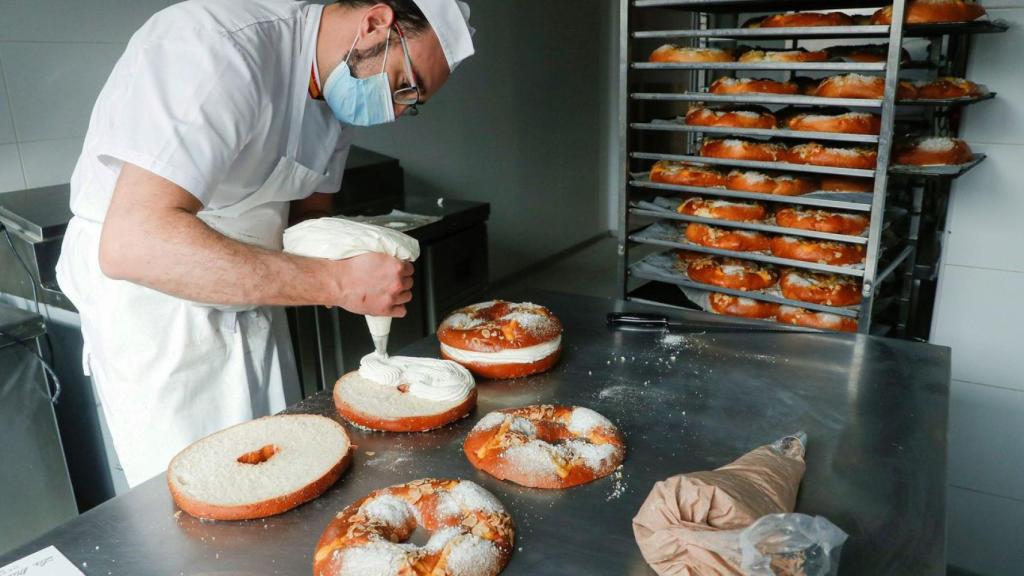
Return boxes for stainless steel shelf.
[633,61,885,72]
[630,177,874,212]
[627,251,861,316]
[899,91,996,107]
[633,0,890,13]
[632,20,1009,39]
[631,119,881,144]
[889,153,986,178]
[629,230,867,277]
[634,25,892,40]
[630,208,870,244]
[632,151,878,178]
[632,92,885,109]
[905,19,1010,36]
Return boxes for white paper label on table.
[0,546,85,576]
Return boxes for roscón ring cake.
[334,355,477,432]
[167,414,352,521]
[438,301,563,380]
[314,479,515,576]
[464,405,626,489]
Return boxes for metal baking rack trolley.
[615,0,1006,336]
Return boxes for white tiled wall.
[0,0,177,193]
[930,6,1024,575]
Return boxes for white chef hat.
[411,0,475,71]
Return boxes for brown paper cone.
[633,438,806,576]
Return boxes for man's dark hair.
[335,0,430,35]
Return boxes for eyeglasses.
[391,24,420,116]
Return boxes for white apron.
[56,23,329,488]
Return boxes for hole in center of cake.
[237,444,278,465]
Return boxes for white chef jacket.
[56,0,354,487]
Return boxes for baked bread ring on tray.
[745,11,855,28]
[911,77,982,99]
[438,301,563,380]
[464,405,626,489]
[871,0,986,25]
[685,223,772,252]
[335,355,477,432]
[738,48,829,62]
[678,196,767,222]
[780,270,863,306]
[825,44,911,63]
[770,236,866,265]
[167,415,352,521]
[650,44,735,63]
[775,207,870,235]
[708,293,780,319]
[778,306,859,333]
[685,255,779,291]
[313,479,515,576]
[700,138,786,162]
[784,142,878,169]
[814,73,918,100]
[684,105,777,129]
[650,160,727,188]
[709,77,799,95]
[725,169,819,196]
[784,110,882,135]
[820,176,874,193]
[894,137,973,165]
[674,249,706,264]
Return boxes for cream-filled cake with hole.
[464,405,626,489]
[334,354,477,432]
[437,301,564,379]
[166,415,352,521]
[313,479,515,576]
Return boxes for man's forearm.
[101,206,335,307]
[98,163,412,316]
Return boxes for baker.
[55,0,475,487]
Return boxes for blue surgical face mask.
[323,26,396,127]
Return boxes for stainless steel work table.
[1,290,951,575]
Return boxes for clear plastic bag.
[739,513,848,576]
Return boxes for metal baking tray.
[633,61,886,72]
[634,25,892,40]
[631,20,1009,39]
[889,153,986,177]
[630,200,870,244]
[630,176,874,212]
[632,92,885,109]
[628,250,862,317]
[631,118,881,144]
[632,151,879,178]
[633,0,889,13]
[628,222,867,277]
[905,19,1010,36]
[898,91,996,107]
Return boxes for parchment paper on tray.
[343,209,442,232]
[633,433,848,576]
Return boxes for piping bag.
[282,217,420,357]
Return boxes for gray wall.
[353,0,619,280]
[928,2,1024,574]
[0,0,619,283]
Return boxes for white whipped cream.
[358,354,474,403]
[440,336,562,365]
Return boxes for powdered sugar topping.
[568,407,614,436]
[916,137,957,152]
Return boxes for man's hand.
[329,254,414,317]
